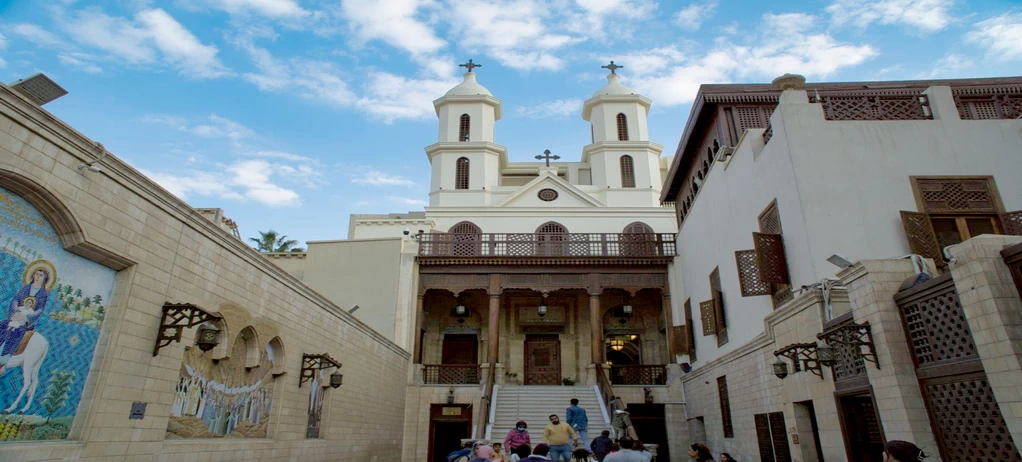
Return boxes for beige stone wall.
[401,385,483,462]
[0,85,409,460]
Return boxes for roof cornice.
[581,140,664,163]
[433,94,503,119]
[582,94,652,120]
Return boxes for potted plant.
[562,377,575,386]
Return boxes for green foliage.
[249,229,304,253]
[41,371,74,423]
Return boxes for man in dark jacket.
[519,443,553,461]
[590,430,614,461]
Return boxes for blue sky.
[0,0,1020,246]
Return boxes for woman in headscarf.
[470,444,494,462]
[505,420,531,454]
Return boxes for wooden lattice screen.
[734,106,772,135]
[956,95,1022,120]
[758,202,792,306]
[699,300,716,336]
[913,177,999,214]
[620,155,636,188]
[899,211,944,265]
[1001,211,1022,236]
[718,376,734,438]
[455,157,470,189]
[671,325,689,355]
[754,233,790,284]
[710,267,727,345]
[459,114,470,141]
[736,249,772,296]
[616,113,629,141]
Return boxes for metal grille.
[617,113,629,141]
[754,233,790,284]
[717,376,734,438]
[672,325,689,355]
[610,365,667,385]
[899,211,944,264]
[423,364,480,384]
[1002,211,1022,236]
[831,323,869,383]
[736,250,772,296]
[916,178,997,213]
[620,155,636,188]
[700,300,716,336]
[417,232,676,257]
[459,114,471,141]
[818,95,931,120]
[924,374,1021,462]
[538,188,558,201]
[455,157,470,189]
[897,276,977,367]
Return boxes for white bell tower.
[581,62,664,206]
[426,60,507,207]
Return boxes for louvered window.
[620,155,636,188]
[718,376,734,438]
[756,201,792,308]
[616,113,629,141]
[455,157,470,189]
[755,412,792,462]
[459,114,470,142]
[683,299,695,361]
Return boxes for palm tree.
[249,230,304,253]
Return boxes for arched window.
[620,155,636,188]
[536,221,568,256]
[449,221,481,256]
[459,114,470,142]
[455,157,469,189]
[622,222,655,256]
[616,113,629,141]
[449,221,481,234]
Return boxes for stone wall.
[0,84,409,460]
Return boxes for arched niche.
[267,336,286,377]
[238,326,262,370]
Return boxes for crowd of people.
[447,397,928,461]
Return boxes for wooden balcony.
[417,233,676,265]
[610,365,668,385]
[423,364,481,385]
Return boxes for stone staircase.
[489,385,610,443]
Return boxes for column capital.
[488,293,501,299]
[588,292,602,298]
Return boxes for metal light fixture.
[10,73,68,105]
[610,338,625,351]
[447,387,456,405]
[816,342,836,367]
[773,343,823,379]
[826,254,854,269]
[538,305,547,317]
[455,305,467,316]
[329,369,343,389]
[300,353,342,389]
[773,357,789,379]
[153,303,221,357]
[622,305,633,316]
[630,335,638,341]
[195,323,220,352]
[816,321,880,369]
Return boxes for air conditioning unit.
[715,146,736,162]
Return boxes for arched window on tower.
[620,155,636,188]
[459,114,471,142]
[617,113,629,141]
[455,157,470,189]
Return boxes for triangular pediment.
[495,172,605,207]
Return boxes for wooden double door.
[524,335,561,385]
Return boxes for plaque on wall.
[442,407,462,416]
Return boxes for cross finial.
[459,59,481,73]
[535,149,561,167]
[601,61,623,75]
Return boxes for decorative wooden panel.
[1002,210,1022,236]
[455,157,470,189]
[620,155,636,188]
[736,250,772,296]
[900,211,943,265]
[819,95,930,121]
[957,95,1022,120]
[755,414,776,462]
[924,374,1021,462]
[699,300,716,336]
[759,201,782,235]
[671,325,689,355]
[754,233,790,284]
[897,276,977,367]
[617,113,629,141]
[709,268,726,334]
[717,376,734,438]
[914,177,998,214]
[769,412,792,462]
[734,106,771,134]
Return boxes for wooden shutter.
[754,233,790,284]
[455,157,470,189]
[900,211,943,264]
[769,412,792,462]
[755,414,776,462]
[459,114,470,141]
[736,249,772,296]
[620,155,636,188]
[709,268,725,332]
[672,325,690,355]
[1002,211,1022,236]
[683,299,696,361]
[699,300,716,336]
[718,376,734,438]
[617,113,629,141]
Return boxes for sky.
[0,0,1020,247]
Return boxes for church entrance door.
[442,334,478,364]
[524,335,560,385]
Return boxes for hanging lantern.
[447,387,456,405]
[455,305,467,316]
[329,369,343,388]
[773,357,789,379]
[538,305,548,317]
[622,305,633,316]
[630,335,638,341]
[195,323,220,352]
[817,343,836,367]
[610,338,625,351]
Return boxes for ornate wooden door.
[524,335,561,385]
[442,334,478,364]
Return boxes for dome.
[592,73,637,97]
[445,72,493,96]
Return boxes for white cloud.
[356,69,459,122]
[966,12,1022,62]
[61,9,155,63]
[58,53,103,73]
[387,196,428,207]
[249,150,315,162]
[351,167,416,186]
[674,2,717,31]
[227,159,302,206]
[827,0,955,32]
[339,0,445,56]
[11,23,63,48]
[144,169,245,202]
[205,0,310,19]
[918,53,974,78]
[135,9,230,78]
[514,98,583,118]
[143,160,301,207]
[572,0,657,36]
[239,41,356,107]
[144,113,254,145]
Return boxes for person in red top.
[505,420,531,453]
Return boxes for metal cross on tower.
[601,61,623,74]
[460,59,482,72]
[535,149,561,166]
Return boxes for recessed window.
[455,157,469,189]
[617,113,629,141]
[459,114,470,142]
[620,155,635,188]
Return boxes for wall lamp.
[773,343,827,379]
[816,321,879,369]
[153,303,221,357]
[300,353,343,389]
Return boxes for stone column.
[488,294,500,363]
[590,293,602,363]
[413,295,424,364]
[838,260,938,449]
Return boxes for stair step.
[489,385,609,440]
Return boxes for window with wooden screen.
[718,376,734,438]
[710,267,727,346]
[459,114,470,141]
[756,201,792,308]
[683,298,696,361]
[755,412,792,462]
[620,155,636,188]
[617,113,629,141]
[536,221,568,255]
[901,176,1022,267]
[455,157,470,190]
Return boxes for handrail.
[423,364,481,385]
[418,232,677,258]
[476,361,496,439]
[594,362,617,416]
